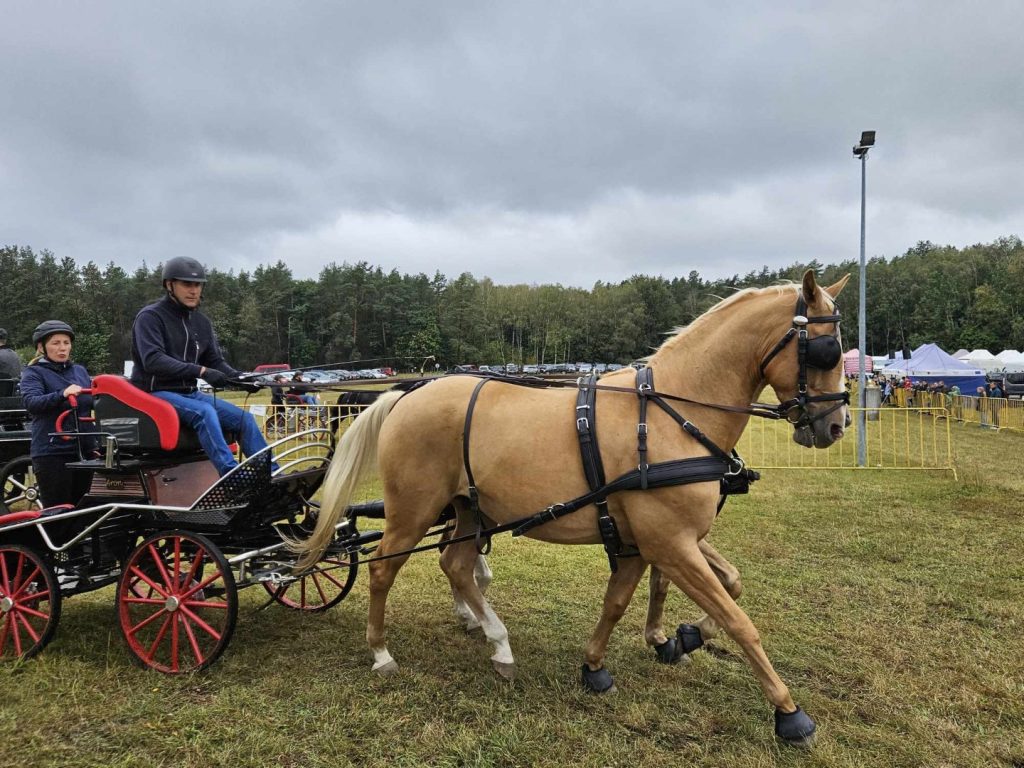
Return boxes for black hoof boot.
[653,637,684,664]
[774,707,817,748]
[581,664,616,694]
[676,624,704,654]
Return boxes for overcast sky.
[2,2,1022,287]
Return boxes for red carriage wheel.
[117,531,237,673]
[263,552,358,612]
[0,545,61,659]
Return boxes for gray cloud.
[2,1,1022,287]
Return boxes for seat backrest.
[91,374,200,452]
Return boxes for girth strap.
[462,376,492,554]
[576,375,636,571]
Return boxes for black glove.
[203,369,229,388]
[228,379,261,393]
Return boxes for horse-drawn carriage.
[5,272,850,746]
[0,374,373,672]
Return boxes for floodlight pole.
[853,131,875,468]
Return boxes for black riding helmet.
[32,320,76,346]
[162,256,208,284]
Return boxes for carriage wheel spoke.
[170,610,180,672]
[127,564,169,599]
[178,604,223,641]
[13,611,41,643]
[127,605,170,637]
[179,611,207,665]
[146,543,174,591]
[15,602,50,621]
[0,615,11,652]
[10,612,23,656]
[11,566,42,601]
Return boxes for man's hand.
[203,369,229,387]
[228,380,261,393]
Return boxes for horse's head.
[760,270,851,449]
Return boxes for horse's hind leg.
[690,539,742,643]
[439,520,515,679]
[581,554,647,693]
[646,538,742,661]
[366,507,442,674]
[442,520,493,632]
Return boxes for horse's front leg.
[647,538,743,663]
[653,539,817,747]
[581,554,648,694]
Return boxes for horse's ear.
[825,273,851,299]
[801,269,818,305]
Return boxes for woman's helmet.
[161,257,208,284]
[32,320,75,346]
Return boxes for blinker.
[806,334,842,370]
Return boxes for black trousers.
[32,455,93,509]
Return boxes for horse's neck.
[648,308,771,451]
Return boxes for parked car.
[1002,372,1024,399]
[523,364,539,374]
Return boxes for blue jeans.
[151,390,270,476]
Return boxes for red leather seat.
[91,374,199,452]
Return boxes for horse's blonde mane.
[644,283,800,360]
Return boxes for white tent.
[995,350,1024,372]
[952,348,970,360]
[964,349,1001,372]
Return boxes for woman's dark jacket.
[20,358,98,457]
[130,295,240,392]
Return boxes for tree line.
[2,236,1022,376]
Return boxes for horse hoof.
[581,664,617,694]
[372,659,399,676]
[775,706,817,748]
[492,660,516,680]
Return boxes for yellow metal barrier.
[885,389,1022,433]
[737,406,955,475]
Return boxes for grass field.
[2,418,1023,767]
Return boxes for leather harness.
[460,367,759,570]
[452,292,846,571]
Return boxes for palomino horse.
[295,270,849,746]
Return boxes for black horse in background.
[332,380,422,427]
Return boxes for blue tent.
[881,343,986,393]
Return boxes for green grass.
[2,423,1023,767]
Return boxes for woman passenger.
[20,320,98,508]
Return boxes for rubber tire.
[117,530,237,673]
[0,544,61,659]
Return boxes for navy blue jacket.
[130,295,240,392]
[21,358,97,457]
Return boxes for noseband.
[759,295,849,429]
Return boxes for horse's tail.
[290,389,405,571]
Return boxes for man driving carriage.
[130,257,271,476]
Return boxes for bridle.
[759,294,849,429]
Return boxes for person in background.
[287,371,320,406]
[976,386,989,428]
[130,257,269,476]
[988,380,1003,430]
[270,374,287,406]
[20,320,98,508]
[946,384,962,422]
[0,327,22,381]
